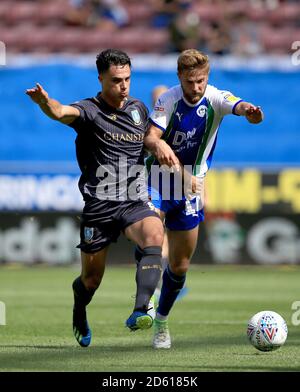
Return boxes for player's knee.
[143,229,164,248]
[171,259,190,276]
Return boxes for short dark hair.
[96,49,131,74]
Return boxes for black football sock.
[134,246,162,313]
[134,245,144,264]
[72,276,95,311]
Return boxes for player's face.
[99,64,131,108]
[178,67,209,104]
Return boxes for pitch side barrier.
[0,168,299,265]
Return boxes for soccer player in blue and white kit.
[144,49,264,349]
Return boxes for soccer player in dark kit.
[26,49,164,347]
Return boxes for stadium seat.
[193,3,223,22]
[1,0,298,55]
[260,27,298,53]
[34,2,73,26]
[125,2,155,26]
[5,1,38,25]
[0,1,11,22]
[17,27,62,53]
[110,28,169,53]
[267,3,300,25]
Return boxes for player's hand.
[26,83,49,105]
[184,174,204,198]
[191,175,203,194]
[245,105,264,124]
[154,139,180,171]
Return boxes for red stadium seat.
[34,2,74,26]
[5,1,38,25]
[125,3,155,26]
[268,3,300,25]
[260,27,298,54]
[193,3,223,22]
[0,1,11,21]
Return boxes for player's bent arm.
[144,124,179,168]
[26,83,80,124]
[234,101,264,124]
[144,124,164,153]
[40,100,80,124]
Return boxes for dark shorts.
[77,199,159,253]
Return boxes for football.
[247,310,288,352]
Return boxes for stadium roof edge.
[2,53,300,72]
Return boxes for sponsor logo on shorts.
[84,227,94,243]
[147,201,156,211]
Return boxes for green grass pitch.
[0,264,300,372]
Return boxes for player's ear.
[98,74,103,83]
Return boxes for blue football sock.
[157,265,186,317]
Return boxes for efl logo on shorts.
[84,227,94,243]
[147,201,156,211]
[0,41,6,66]
[0,301,6,325]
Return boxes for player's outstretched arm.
[26,83,80,124]
[235,101,264,124]
[144,124,180,169]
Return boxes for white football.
[247,310,288,352]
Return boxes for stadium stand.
[0,0,299,54]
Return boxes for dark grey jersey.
[68,93,149,201]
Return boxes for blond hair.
[177,49,210,73]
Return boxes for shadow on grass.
[0,333,298,372]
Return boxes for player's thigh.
[167,226,199,271]
[124,215,164,249]
[81,246,109,280]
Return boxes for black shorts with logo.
[77,199,159,253]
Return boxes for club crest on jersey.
[131,109,141,125]
[196,105,207,118]
[84,227,94,243]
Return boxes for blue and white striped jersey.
[148,84,243,177]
